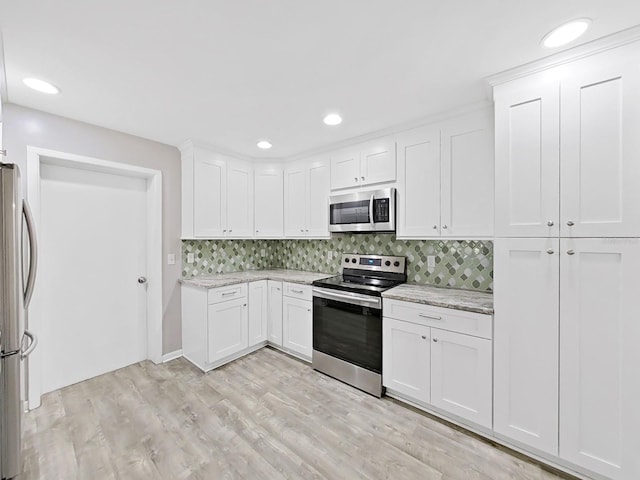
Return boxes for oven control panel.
[341,253,406,274]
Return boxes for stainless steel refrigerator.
[0,163,38,480]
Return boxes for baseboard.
[161,349,183,363]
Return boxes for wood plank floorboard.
[20,347,574,480]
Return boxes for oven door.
[312,287,382,373]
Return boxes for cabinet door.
[330,148,360,190]
[559,238,640,479]
[207,297,248,364]
[382,317,431,404]
[306,160,330,238]
[284,165,307,236]
[360,138,396,186]
[267,280,283,346]
[493,238,559,454]
[254,168,283,238]
[226,161,254,237]
[282,296,312,359]
[193,151,226,237]
[441,109,494,237]
[430,328,492,428]
[560,44,640,238]
[248,281,268,346]
[396,127,441,238]
[494,72,560,237]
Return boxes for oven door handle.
[313,287,381,309]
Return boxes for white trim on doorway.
[26,146,163,409]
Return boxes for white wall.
[3,103,182,354]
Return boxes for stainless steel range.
[312,253,407,397]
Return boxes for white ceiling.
[1,1,639,159]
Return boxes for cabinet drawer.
[208,283,248,304]
[383,299,492,339]
[283,282,312,301]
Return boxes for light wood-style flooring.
[21,347,572,480]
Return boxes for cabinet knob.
[546,249,554,254]
[229,229,232,233]
[361,176,365,181]
[307,309,311,312]
[354,177,358,182]
[433,225,438,230]
[223,229,227,233]
[243,304,247,307]
[256,230,259,233]
[567,249,575,255]
[566,220,575,226]
[442,225,447,230]
[433,338,438,342]
[300,229,304,232]
[547,220,554,227]
[421,335,427,340]
[305,229,309,232]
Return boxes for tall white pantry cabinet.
[492,40,640,480]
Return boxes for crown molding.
[486,24,640,87]
[0,32,8,103]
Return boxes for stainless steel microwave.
[328,188,396,233]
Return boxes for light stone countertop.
[180,269,334,289]
[382,283,493,315]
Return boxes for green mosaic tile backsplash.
[183,234,493,291]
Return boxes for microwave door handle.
[369,194,375,226]
[23,199,38,308]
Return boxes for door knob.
[138,276,147,284]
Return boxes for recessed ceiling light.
[257,140,272,150]
[542,19,591,48]
[23,77,60,94]
[323,113,342,126]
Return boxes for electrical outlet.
[261,249,266,257]
[326,251,333,261]
[427,256,436,268]
[187,253,195,263]
[167,253,176,265]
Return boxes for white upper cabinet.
[181,143,254,238]
[495,42,640,238]
[559,238,640,480]
[560,45,640,238]
[284,158,330,238]
[254,167,284,238]
[330,137,396,190]
[493,238,560,455]
[397,109,494,238]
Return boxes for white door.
[396,126,441,238]
[360,138,396,186]
[306,160,330,238]
[560,44,640,238]
[39,163,147,393]
[493,238,560,454]
[494,72,560,237]
[330,148,360,190]
[430,328,492,428]
[284,165,306,237]
[282,296,312,359]
[254,168,283,238]
[267,280,283,346]
[248,281,268,346]
[226,161,253,237]
[440,110,494,237]
[193,150,226,237]
[559,238,640,480]
[207,297,248,364]
[382,317,431,404]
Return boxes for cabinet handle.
[433,338,438,343]
[566,220,575,226]
[222,291,237,296]
[442,225,447,230]
[567,249,575,255]
[432,225,438,230]
[547,220,554,227]
[546,249,554,254]
[418,313,442,321]
[291,289,304,294]
[421,335,427,340]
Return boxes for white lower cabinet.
[383,300,493,429]
[248,280,268,347]
[207,297,248,363]
[267,280,283,346]
[282,294,312,360]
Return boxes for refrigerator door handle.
[21,330,38,358]
[23,199,38,308]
